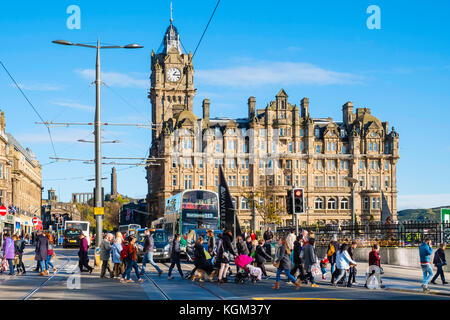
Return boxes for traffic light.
[293,188,304,214]
[286,189,293,214]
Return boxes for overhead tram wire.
[0,60,58,159]
[192,0,222,58]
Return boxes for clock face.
[167,68,181,82]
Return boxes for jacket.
[286,233,296,250]
[143,234,154,253]
[255,244,271,264]
[127,243,137,261]
[336,250,356,270]
[246,240,253,254]
[79,237,89,255]
[327,241,340,264]
[111,242,122,264]
[369,250,381,267]
[216,233,235,263]
[275,245,291,270]
[292,240,303,264]
[171,238,181,260]
[193,243,211,271]
[14,239,25,256]
[419,242,433,264]
[35,234,48,261]
[3,237,15,259]
[433,248,446,266]
[99,239,111,261]
[237,240,249,256]
[303,243,317,271]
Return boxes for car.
[136,228,171,263]
[63,228,82,248]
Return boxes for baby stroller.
[234,255,261,284]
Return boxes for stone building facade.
[146,20,399,230]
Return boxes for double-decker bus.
[164,190,220,241]
[118,224,141,237]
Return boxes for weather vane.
[170,2,173,23]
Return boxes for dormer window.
[314,127,320,138]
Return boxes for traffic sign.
[94,207,104,216]
[0,206,7,216]
[442,208,450,224]
[32,217,39,225]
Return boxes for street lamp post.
[52,39,143,260]
[344,177,359,239]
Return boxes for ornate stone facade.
[146,20,399,231]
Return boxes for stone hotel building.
[146,19,399,230]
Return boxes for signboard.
[94,207,104,216]
[32,217,39,225]
[15,222,20,230]
[0,206,7,216]
[442,209,450,224]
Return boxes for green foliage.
[76,197,129,232]
[398,206,447,221]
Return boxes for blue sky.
[0,1,449,209]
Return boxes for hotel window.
[184,158,192,168]
[340,198,349,210]
[172,159,177,168]
[301,175,306,187]
[228,176,236,187]
[278,160,283,169]
[340,129,346,138]
[300,129,304,137]
[384,161,389,171]
[295,160,299,169]
[314,176,324,187]
[316,145,321,153]
[227,158,236,169]
[241,159,249,169]
[327,176,336,187]
[370,176,379,190]
[199,158,204,168]
[315,198,324,210]
[327,198,336,210]
[314,128,320,138]
[384,176,389,189]
[243,139,249,153]
[272,142,276,153]
[289,142,293,153]
[183,139,193,150]
[241,175,249,187]
[279,128,286,136]
[385,142,389,154]
[216,143,221,153]
[214,175,219,187]
[172,175,177,187]
[300,141,304,152]
[286,175,292,186]
[268,160,273,169]
[286,160,291,169]
[340,160,349,170]
[260,141,265,151]
[267,176,274,186]
[340,176,349,187]
[259,160,264,169]
[360,161,365,170]
[342,145,347,154]
[199,175,204,187]
[369,142,373,151]
[370,161,379,170]
[374,142,379,151]
[302,159,307,170]
[315,160,323,170]
[0,164,4,179]
[214,159,223,169]
[372,197,381,209]
[184,175,192,189]
[295,175,299,186]
[327,142,336,152]
[241,198,249,210]
[359,176,365,188]
[363,197,370,210]
[277,175,281,186]
[327,160,336,170]
[215,127,221,136]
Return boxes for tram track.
[21,256,72,300]
[142,271,170,300]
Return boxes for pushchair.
[234,255,261,284]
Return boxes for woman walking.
[2,233,15,276]
[14,235,26,275]
[192,236,213,282]
[45,233,57,273]
[35,230,49,276]
[111,235,124,278]
[273,237,301,290]
[217,230,235,284]
[332,243,357,286]
[167,234,184,280]
[121,235,144,283]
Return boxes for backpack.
[327,244,335,257]
[120,245,129,260]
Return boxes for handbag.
[273,261,280,268]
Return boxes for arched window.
[315,198,324,210]
[340,198,349,210]
[327,198,336,210]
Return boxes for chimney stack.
[248,97,256,120]
[111,167,118,196]
[202,99,210,128]
[342,101,354,124]
[301,98,309,118]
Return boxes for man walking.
[35,230,49,276]
[263,227,274,256]
[431,243,447,285]
[303,238,319,287]
[78,233,93,273]
[100,233,113,278]
[168,234,184,279]
[419,237,434,292]
[140,229,163,277]
[286,229,296,251]
[347,241,358,287]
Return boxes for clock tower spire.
[149,9,195,142]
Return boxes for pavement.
[0,245,448,300]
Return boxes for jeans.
[123,260,141,280]
[141,252,162,274]
[7,259,14,275]
[334,269,347,284]
[45,255,54,271]
[113,263,124,277]
[38,260,46,272]
[218,263,229,280]
[347,266,356,286]
[421,264,434,286]
[101,260,112,277]
[331,263,336,275]
[276,268,297,283]
[168,258,184,278]
[431,264,446,283]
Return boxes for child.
[320,257,329,280]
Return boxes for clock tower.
[149,16,195,142]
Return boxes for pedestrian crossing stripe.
[252,298,347,301]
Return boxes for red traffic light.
[294,190,302,197]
